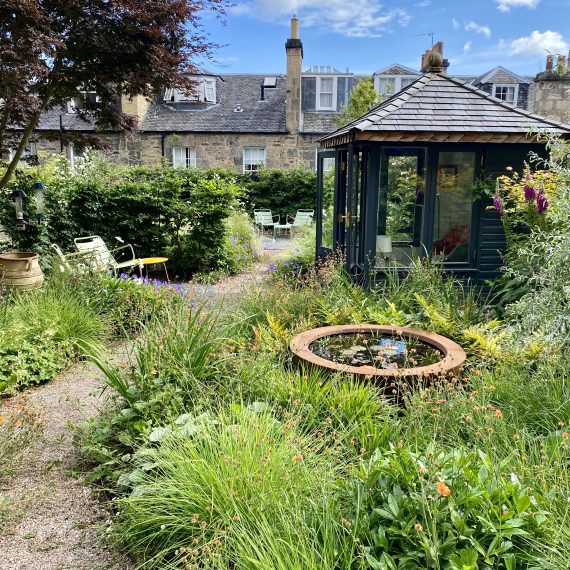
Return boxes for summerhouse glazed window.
[243,147,266,173]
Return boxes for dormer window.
[318,77,335,110]
[66,91,100,113]
[493,84,517,105]
[164,78,216,104]
[375,76,418,98]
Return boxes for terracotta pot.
[0,252,45,291]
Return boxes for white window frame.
[316,77,336,111]
[243,147,266,174]
[374,75,418,98]
[204,80,216,103]
[493,84,518,105]
[172,146,197,168]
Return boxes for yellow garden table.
[141,257,170,282]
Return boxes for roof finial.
[426,50,444,73]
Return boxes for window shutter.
[301,77,316,112]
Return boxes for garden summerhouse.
[315,53,570,284]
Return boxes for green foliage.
[0,158,240,275]
[0,281,106,392]
[76,302,225,483]
[499,136,570,343]
[335,77,380,127]
[238,167,316,215]
[349,445,553,569]
[220,212,261,275]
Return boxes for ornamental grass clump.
[115,410,353,569]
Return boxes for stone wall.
[18,130,325,172]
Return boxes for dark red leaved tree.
[0,0,229,189]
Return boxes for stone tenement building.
[8,18,570,173]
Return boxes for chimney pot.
[557,55,566,69]
[290,15,299,40]
[546,55,554,71]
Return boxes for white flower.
[115,236,124,243]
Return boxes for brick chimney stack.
[285,15,303,133]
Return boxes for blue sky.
[202,0,570,77]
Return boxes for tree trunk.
[0,84,56,192]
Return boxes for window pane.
[378,77,396,96]
[376,149,426,268]
[244,147,265,173]
[320,157,335,250]
[319,78,333,108]
[433,152,476,263]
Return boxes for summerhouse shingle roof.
[319,72,570,147]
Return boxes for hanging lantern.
[33,181,46,224]
[10,189,27,231]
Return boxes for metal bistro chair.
[253,209,280,232]
[287,209,314,231]
[74,235,144,274]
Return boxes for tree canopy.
[0,0,229,189]
[335,77,382,128]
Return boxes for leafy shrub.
[0,283,106,392]
[219,212,261,275]
[348,445,553,569]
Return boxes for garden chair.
[287,209,314,230]
[73,235,144,273]
[50,243,90,272]
[253,209,280,231]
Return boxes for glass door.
[345,145,366,275]
[376,148,427,268]
[432,151,478,265]
[316,150,336,258]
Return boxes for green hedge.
[0,161,239,275]
[0,159,317,274]
[237,168,317,216]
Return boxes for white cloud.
[452,18,460,30]
[496,0,539,12]
[502,30,568,56]
[415,0,430,6]
[230,1,410,38]
[465,21,491,38]
[463,41,472,53]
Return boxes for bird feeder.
[10,189,27,231]
[33,181,46,224]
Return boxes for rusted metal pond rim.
[289,324,466,380]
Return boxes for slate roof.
[320,72,570,147]
[141,74,287,133]
[472,66,530,86]
[374,64,419,76]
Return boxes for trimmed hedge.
[0,161,239,275]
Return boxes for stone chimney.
[421,41,449,74]
[533,54,570,124]
[285,15,303,133]
[121,94,152,124]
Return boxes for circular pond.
[290,325,466,381]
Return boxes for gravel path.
[0,237,294,570]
